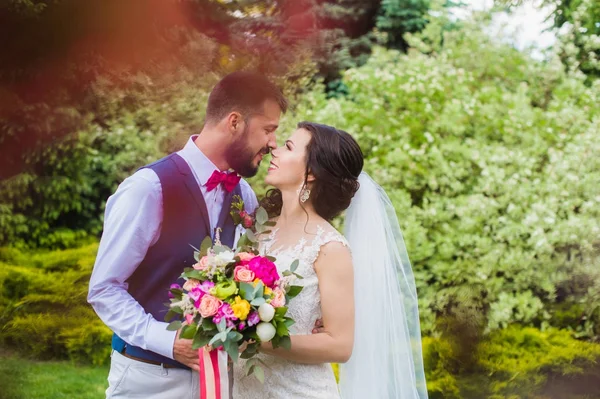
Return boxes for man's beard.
[225,125,266,178]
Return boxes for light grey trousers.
[106,350,200,399]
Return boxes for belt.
[120,350,181,369]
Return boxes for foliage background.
[1,0,599,398]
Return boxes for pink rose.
[242,216,254,228]
[234,265,256,283]
[270,288,286,308]
[193,256,211,270]
[185,314,194,325]
[183,278,200,291]
[199,295,222,318]
[237,252,255,263]
[248,256,280,288]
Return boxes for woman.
[232,122,428,398]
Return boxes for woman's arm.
[259,241,355,364]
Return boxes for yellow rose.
[231,296,251,321]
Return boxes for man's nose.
[267,132,278,150]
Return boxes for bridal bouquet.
[165,198,303,385]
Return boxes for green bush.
[0,243,112,365]
[479,326,600,397]
[286,16,600,338]
[423,326,600,398]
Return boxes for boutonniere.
[230,195,276,247]
[230,195,255,229]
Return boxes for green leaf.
[275,306,288,318]
[255,223,268,234]
[164,309,179,322]
[184,270,204,280]
[200,236,213,257]
[240,342,260,359]
[253,365,265,383]
[289,259,299,273]
[251,297,266,306]
[279,335,291,350]
[169,288,183,299]
[263,221,277,227]
[216,318,227,333]
[276,321,289,336]
[256,207,268,225]
[227,331,244,342]
[169,305,183,315]
[192,333,212,349]
[202,318,217,331]
[167,320,182,331]
[223,340,239,363]
[246,229,257,243]
[284,318,295,328]
[253,281,264,298]
[181,324,196,339]
[286,285,303,298]
[240,282,255,301]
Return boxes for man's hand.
[173,329,200,371]
[312,318,326,334]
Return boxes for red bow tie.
[205,170,241,192]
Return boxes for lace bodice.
[232,225,348,399]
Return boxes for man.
[88,71,287,398]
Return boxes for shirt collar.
[177,135,221,186]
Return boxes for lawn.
[0,352,108,399]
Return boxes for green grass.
[0,353,108,399]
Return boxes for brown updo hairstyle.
[260,121,364,221]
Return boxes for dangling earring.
[299,187,311,203]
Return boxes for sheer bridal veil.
[340,172,428,399]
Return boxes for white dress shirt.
[88,136,258,359]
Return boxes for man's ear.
[226,112,243,134]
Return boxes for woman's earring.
[300,188,311,203]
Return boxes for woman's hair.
[260,121,364,221]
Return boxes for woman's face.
[264,127,312,191]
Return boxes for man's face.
[225,99,281,177]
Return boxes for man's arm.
[87,170,176,358]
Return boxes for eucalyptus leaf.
[256,207,268,225]
[167,320,182,331]
[246,229,257,243]
[227,331,244,342]
[240,282,255,301]
[216,318,227,333]
[253,365,265,383]
[223,340,239,362]
[251,297,266,306]
[289,259,299,273]
[200,236,213,257]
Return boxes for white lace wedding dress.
[232,225,348,399]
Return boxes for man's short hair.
[205,71,288,123]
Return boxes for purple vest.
[111,153,242,368]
